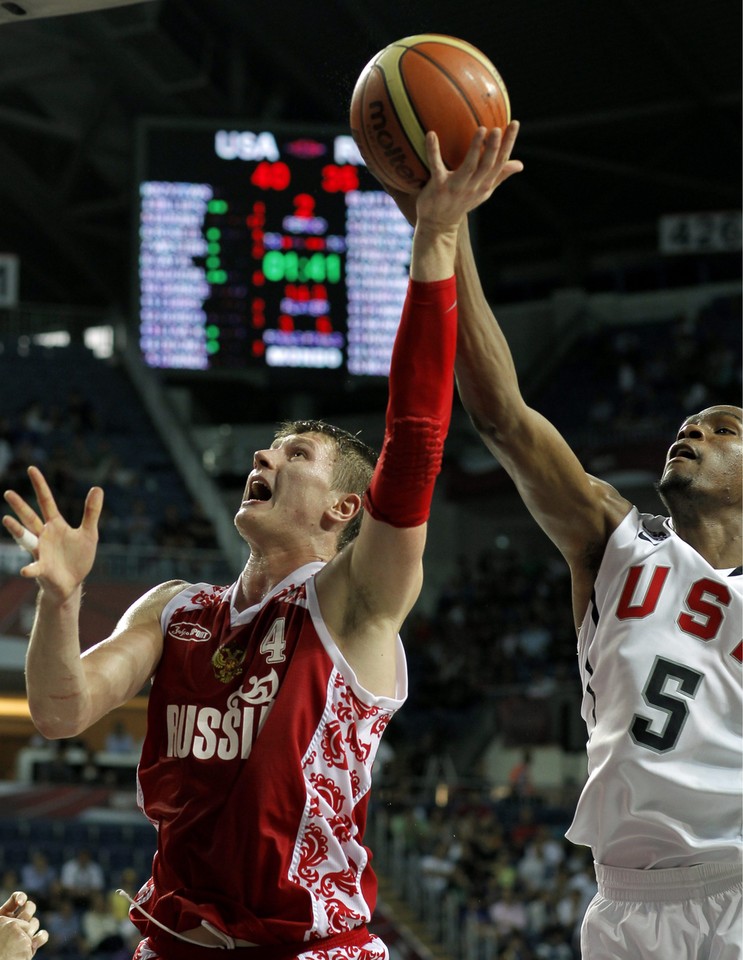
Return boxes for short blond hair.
[273,420,377,549]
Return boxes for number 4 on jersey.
[260,618,287,663]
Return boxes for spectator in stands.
[498,931,534,960]
[19,851,57,911]
[122,499,155,548]
[107,869,140,928]
[154,503,192,549]
[59,849,105,911]
[81,891,125,959]
[490,851,518,892]
[515,616,551,664]
[0,891,48,959]
[4,439,46,498]
[45,894,84,957]
[516,837,550,894]
[507,750,534,800]
[183,501,218,550]
[534,924,574,960]
[104,871,149,958]
[79,745,103,786]
[87,442,137,491]
[19,401,53,443]
[528,827,565,876]
[524,890,556,946]
[66,388,99,433]
[36,741,74,785]
[554,887,584,944]
[487,885,528,939]
[418,838,456,895]
[524,668,557,702]
[509,806,540,856]
[104,721,135,755]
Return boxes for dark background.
[0,0,739,312]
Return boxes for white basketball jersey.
[566,507,743,868]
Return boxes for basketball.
[350,34,511,193]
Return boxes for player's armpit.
[316,519,422,699]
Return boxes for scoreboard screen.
[135,119,413,380]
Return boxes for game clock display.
[135,120,413,380]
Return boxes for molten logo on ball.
[368,100,426,189]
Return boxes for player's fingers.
[27,466,61,521]
[14,898,36,922]
[2,516,39,554]
[1,891,25,915]
[18,559,42,580]
[464,129,502,197]
[499,119,520,161]
[436,126,488,185]
[478,128,503,175]
[461,126,490,175]
[424,130,447,179]
[3,490,43,534]
[80,486,104,535]
[32,928,49,952]
[496,159,524,186]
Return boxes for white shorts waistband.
[594,861,742,903]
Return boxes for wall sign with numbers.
[658,211,742,255]
[135,120,413,383]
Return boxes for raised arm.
[3,467,182,738]
[451,127,631,618]
[318,128,509,692]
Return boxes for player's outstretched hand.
[3,465,103,603]
[415,120,523,230]
[0,892,49,957]
[377,119,522,228]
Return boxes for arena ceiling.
[0,0,740,309]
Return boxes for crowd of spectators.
[597,301,740,435]
[0,389,218,552]
[539,295,741,450]
[377,789,593,960]
[23,721,141,789]
[366,535,590,958]
[0,848,144,959]
[393,543,579,782]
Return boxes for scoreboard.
[135,120,413,381]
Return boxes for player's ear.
[326,492,362,526]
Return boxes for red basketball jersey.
[132,562,407,945]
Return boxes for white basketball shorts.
[581,861,742,960]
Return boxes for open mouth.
[668,445,696,463]
[248,479,272,502]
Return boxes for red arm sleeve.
[364,276,457,528]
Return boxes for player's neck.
[672,511,742,570]
[235,545,327,610]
